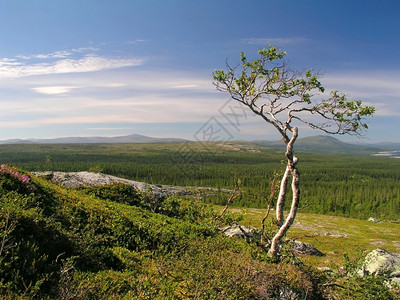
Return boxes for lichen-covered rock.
[358,248,400,278]
[292,240,325,256]
[219,225,261,240]
[368,217,380,223]
[33,171,168,199]
[32,171,232,201]
[219,225,325,257]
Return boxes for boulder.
[368,217,380,223]
[219,225,324,257]
[359,248,400,277]
[291,240,325,256]
[219,225,261,240]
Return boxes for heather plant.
[0,164,36,193]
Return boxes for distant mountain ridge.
[1,134,399,156]
[0,134,188,144]
[253,135,400,155]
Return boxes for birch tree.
[212,45,375,259]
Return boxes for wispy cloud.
[87,127,134,131]
[0,55,144,78]
[31,86,80,95]
[0,68,224,135]
[15,47,99,60]
[323,72,400,116]
[169,84,200,89]
[126,39,149,44]
[0,46,144,79]
[242,37,309,46]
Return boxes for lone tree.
[212,45,375,259]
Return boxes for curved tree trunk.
[268,127,300,259]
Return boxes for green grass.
[225,205,400,267]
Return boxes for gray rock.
[219,225,325,257]
[324,232,348,238]
[219,225,261,240]
[32,171,232,201]
[33,171,168,200]
[368,217,380,223]
[278,285,302,300]
[291,240,325,256]
[358,248,400,278]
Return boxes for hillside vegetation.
[1,165,399,299]
[0,142,399,220]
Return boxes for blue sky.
[1,0,399,143]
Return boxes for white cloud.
[0,46,145,79]
[323,72,400,116]
[169,84,200,89]
[87,127,134,131]
[0,58,22,66]
[33,51,72,59]
[15,47,99,60]
[324,74,400,95]
[101,83,127,88]
[126,39,149,44]
[0,66,226,132]
[0,55,144,78]
[242,37,309,46]
[32,86,80,95]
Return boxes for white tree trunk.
[268,127,300,259]
[275,166,290,226]
[268,165,300,258]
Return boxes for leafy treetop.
[213,45,375,143]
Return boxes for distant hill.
[0,134,188,144]
[253,135,386,155]
[364,141,400,151]
[1,134,399,156]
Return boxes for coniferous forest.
[1,142,399,220]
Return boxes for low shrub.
[0,166,396,299]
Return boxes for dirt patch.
[370,239,387,247]
[393,241,400,249]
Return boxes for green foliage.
[213,45,374,136]
[315,90,375,134]
[0,166,396,298]
[77,183,145,207]
[325,251,398,300]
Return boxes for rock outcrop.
[32,171,231,200]
[358,248,400,286]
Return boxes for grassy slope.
[1,166,399,299]
[0,166,326,299]
[231,206,400,267]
